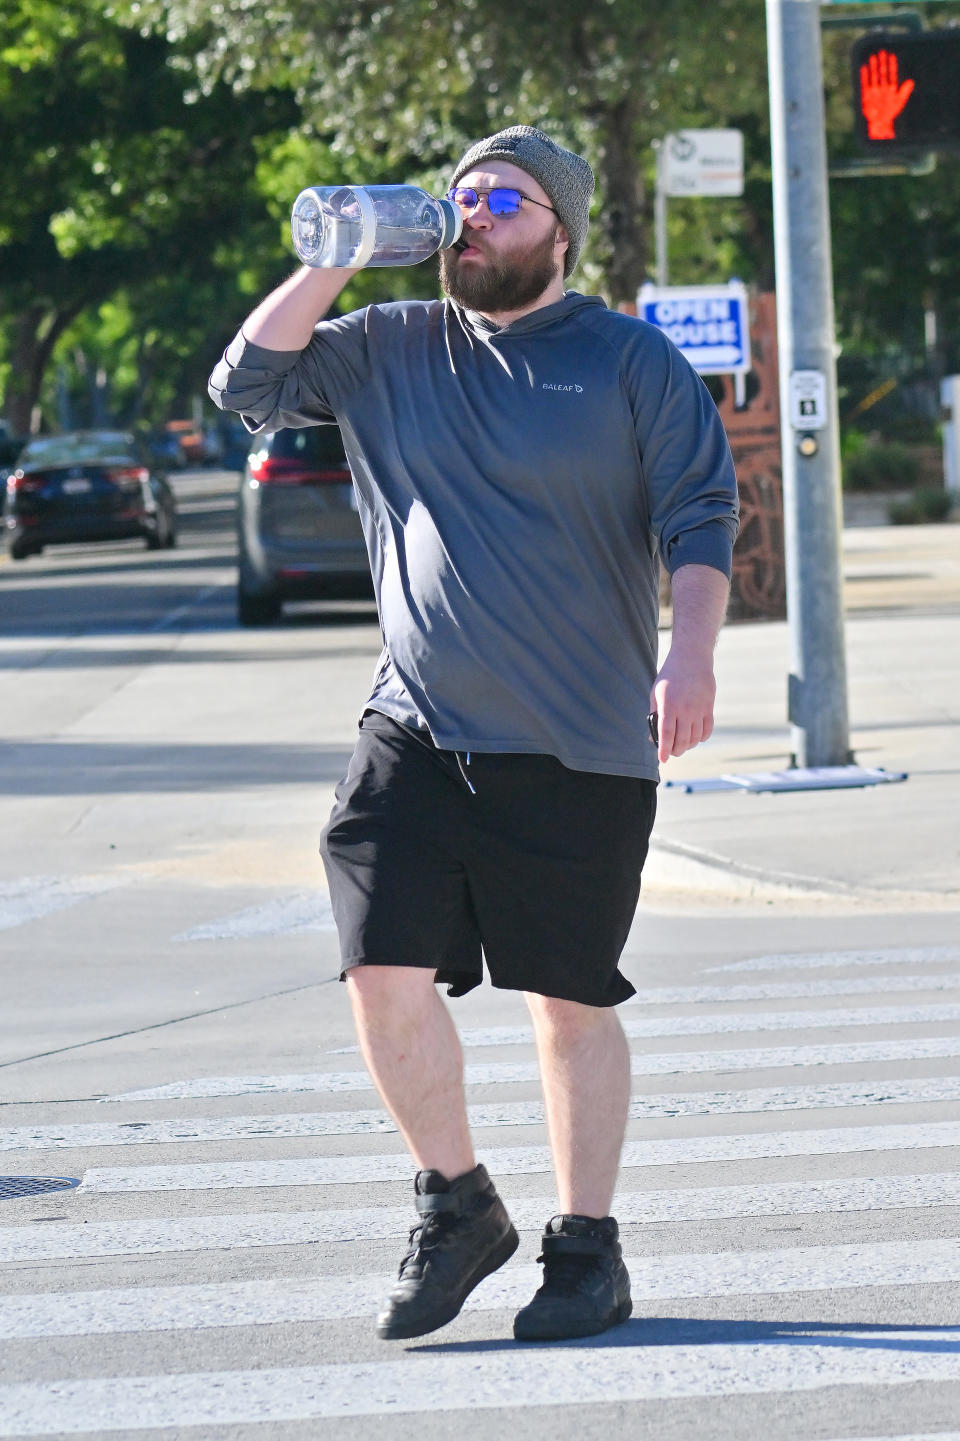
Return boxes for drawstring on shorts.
[455,751,477,795]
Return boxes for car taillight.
[106,466,149,488]
[249,455,348,485]
[7,470,43,493]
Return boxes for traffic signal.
[852,30,960,151]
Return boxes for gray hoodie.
[209,291,738,779]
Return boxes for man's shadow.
[409,1315,960,1355]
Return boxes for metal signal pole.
[766,0,852,767]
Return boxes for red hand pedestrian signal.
[859,49,915,140]
[852,31,960,153]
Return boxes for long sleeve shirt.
[209,290,738,779]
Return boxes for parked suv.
[237,425,372,626]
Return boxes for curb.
[642,837,960,910]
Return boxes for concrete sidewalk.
[645,519,960,909]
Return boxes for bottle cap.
[437,198,463,251]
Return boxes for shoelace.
[397,1211,454,1278]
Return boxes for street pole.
[766,0,852,767]
[653,142,668,286]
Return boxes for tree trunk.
[592,98,648,309]
[4,303,84,435]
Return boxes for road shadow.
[409,1315,960,1355]
[0,739,356,794]
[1,553,237,582]
[0,644,380,670]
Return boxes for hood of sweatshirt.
[454,290,607,340]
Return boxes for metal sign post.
[766,0,852,768]
[652,130,744,288]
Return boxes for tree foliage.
[122,0,772,303]
[4,0,960,436]
[0,0,297,432]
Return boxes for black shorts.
[320,710,657,1007]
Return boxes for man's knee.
[345,964,438,1008]
[524,991,622,1042]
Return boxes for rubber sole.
[377,1224,520,1341]
[513,1295,633,1342]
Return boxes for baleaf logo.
[542,382,583,393]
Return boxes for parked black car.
[4,431,177,560]
[237,425,372,626]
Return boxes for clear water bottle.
[291,185,463,268]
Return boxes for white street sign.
[638,282,752,375]
[661,130,744,197]
[788,370,829,430]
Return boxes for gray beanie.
[450,125,594,277]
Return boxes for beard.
[439,224,561,314]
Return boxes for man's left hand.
[650,649,717,762]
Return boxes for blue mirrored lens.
[487,189,522,215]
[448,187,523,216]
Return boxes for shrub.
[843,441,920,491]
[887,487,954,525]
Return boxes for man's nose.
[464,197,493,228]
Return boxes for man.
[209,125,738,1344]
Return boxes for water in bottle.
[291,185,463,268]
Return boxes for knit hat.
[450,125,594,277]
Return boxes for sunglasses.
[445,186,557,218]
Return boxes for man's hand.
[650,648,716,762]
[650,563,729,764]
[860,50,915,142]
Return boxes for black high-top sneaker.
[513,1213,632,1341]
[376,1163,519,1340]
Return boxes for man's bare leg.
[346,965,475,1180]
[514,992,633,1341]
[348,966,518,1340]
[524,992,631,1217]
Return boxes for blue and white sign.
[638,281,751,375]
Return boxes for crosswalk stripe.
[2,1174,959,1263]
[8,1076,960,1152]
[619,973,960,1003]
[0,875,121,933]
[102,1037,960,1103]
[707,946,960,974]
[1,1339,958,1433]
[3,1235,960,1339]
[328,1002,960,1053]
[172,893,335,941]
[77,1120,960,1194]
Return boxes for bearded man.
[209,125,738,1344]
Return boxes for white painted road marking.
[173,892,335,941]
[620,973,960,1003]
[328,1002,960,1052]
[9,1076,960,1151]
[3,1174,960,1262]
[102,1036,960,1102]
[0,874,122,932]
[707,947,960,974]
[3,1235,960,1338]
[1,1338,958,1433]
[77,1119,960,1193]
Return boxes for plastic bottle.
[291,185,464,268]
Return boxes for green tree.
[121,0,772,306]
[0,0,298,433]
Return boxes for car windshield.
[19,433,136,467]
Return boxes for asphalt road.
[1,476,958,1440]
